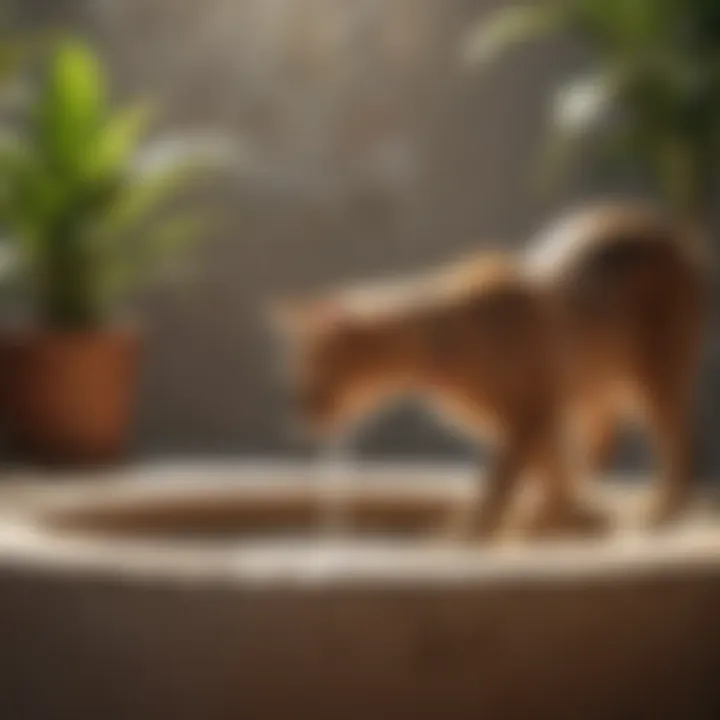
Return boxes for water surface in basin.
[42,486,460,543]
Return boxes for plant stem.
[38,223,103,330]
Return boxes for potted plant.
[0,39,218,464]
[462,0,720,236]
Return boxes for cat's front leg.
[441,431,533,542]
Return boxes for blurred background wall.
[15,0,720,467]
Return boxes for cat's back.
[522,202,709,404]
[524,201,707,321]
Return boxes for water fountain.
[0,463,719,719]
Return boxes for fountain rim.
[0,460,718,590]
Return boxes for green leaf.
[37,39,108,174]
[83,102,154,182]
[461,4,568,68]
[0,135,59,251]
[99,160,195,242]
[465,0,720,220]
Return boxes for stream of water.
[319,438,355,537]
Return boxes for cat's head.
[268,294,395,438]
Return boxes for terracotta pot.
[3,327,140,465]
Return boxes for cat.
[271,202,708,539]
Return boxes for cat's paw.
[645,488,690,529]
[435,507,501,544]
[523,500,610,540]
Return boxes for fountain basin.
[0,463,719,720]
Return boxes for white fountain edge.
[0,460,718,589]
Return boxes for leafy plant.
[0,39,222,329]
[462,0,720,227]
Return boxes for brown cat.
[272,202,708,539]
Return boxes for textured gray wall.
[17,0,719,466]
